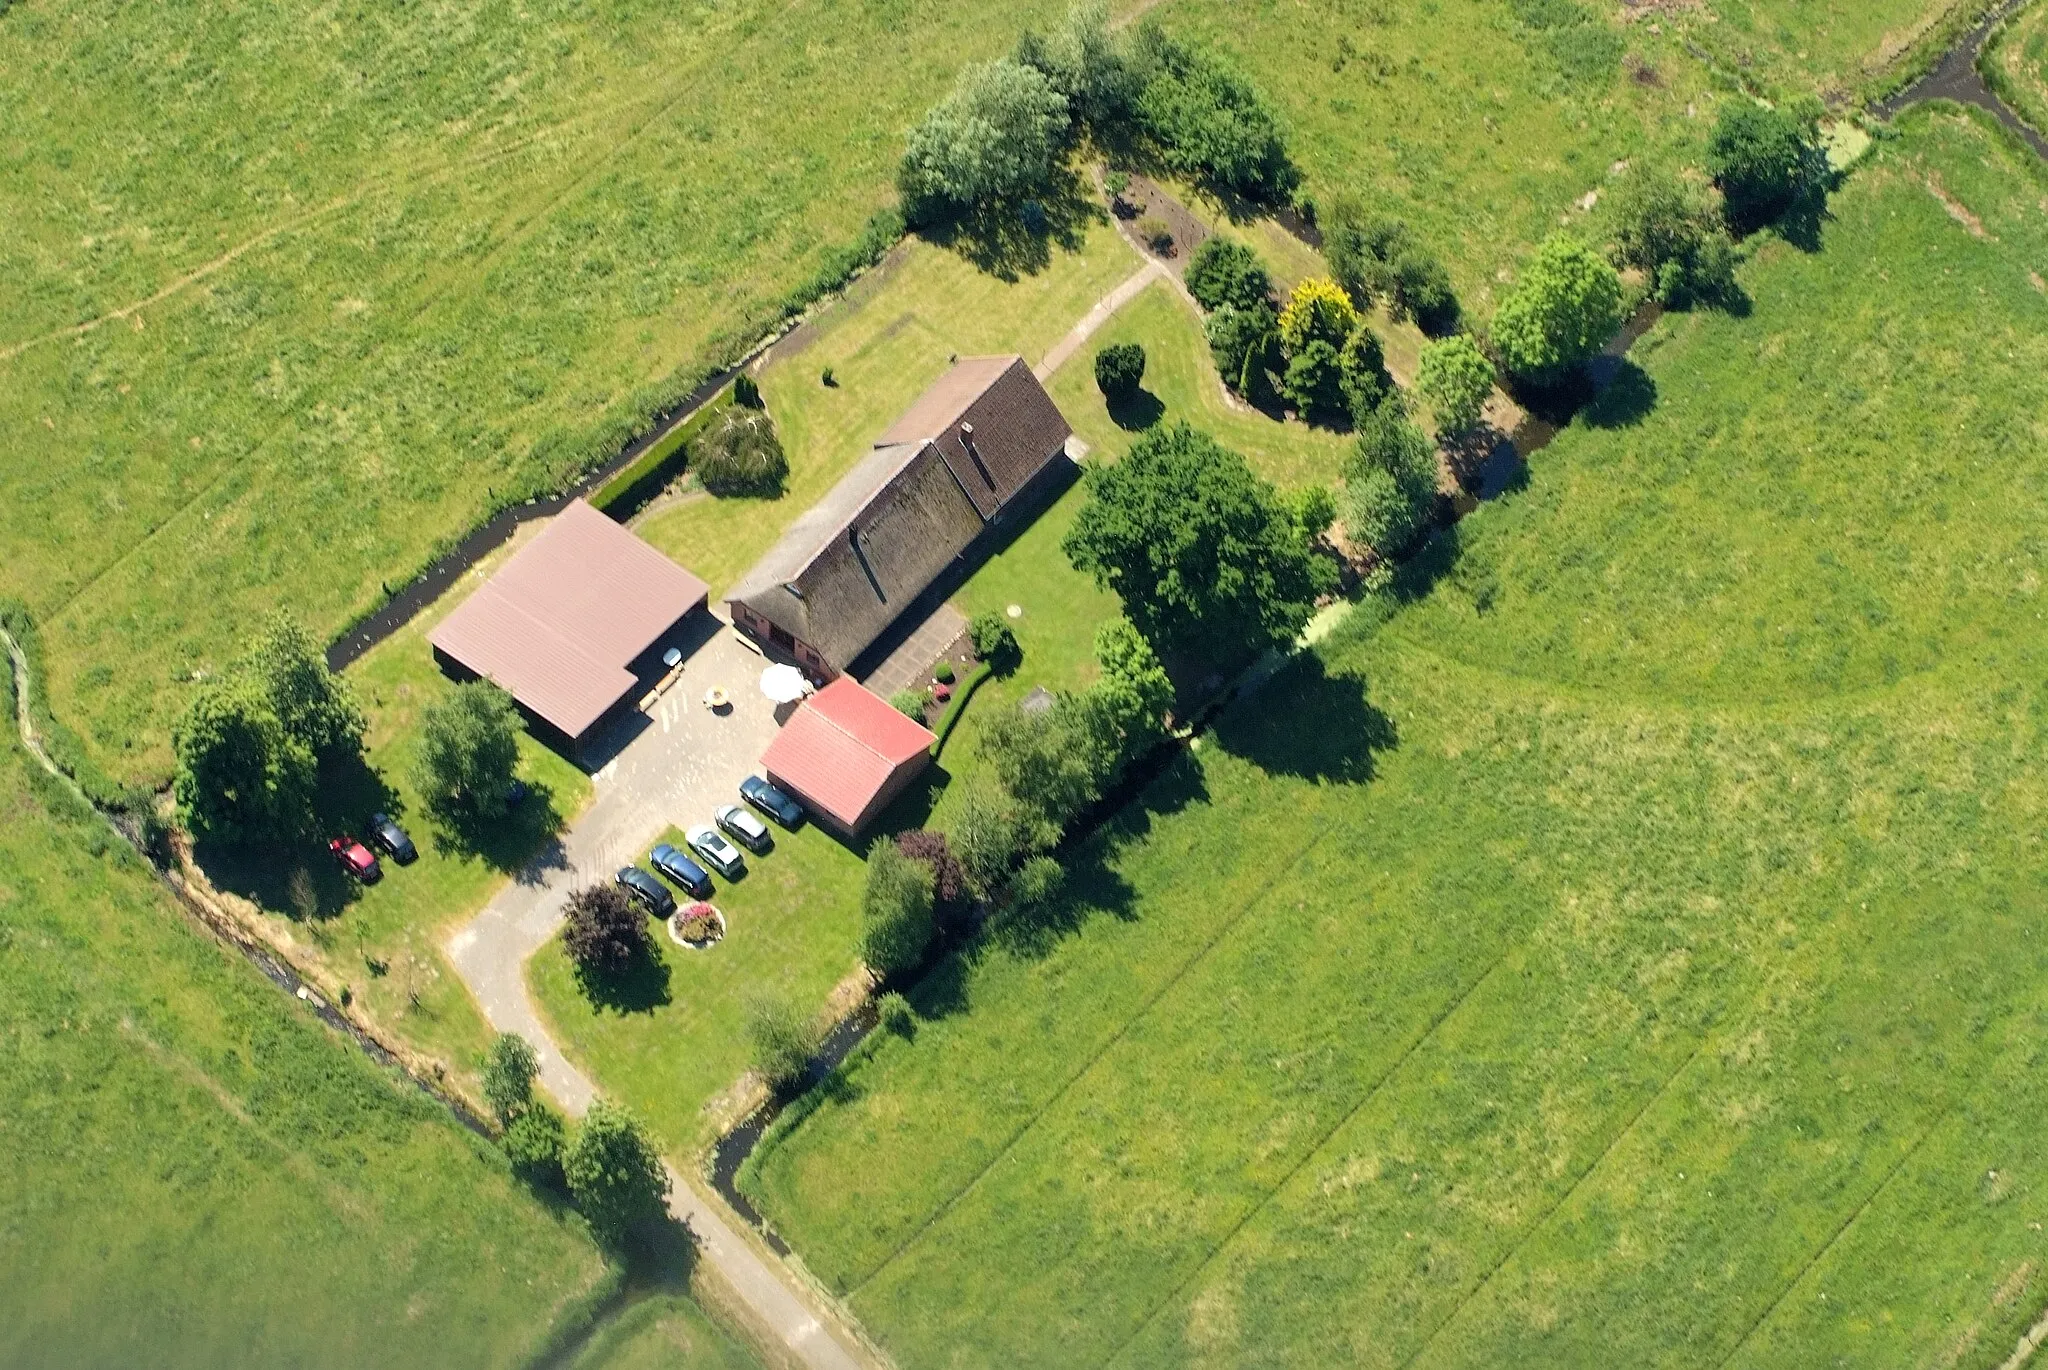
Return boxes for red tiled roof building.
[759,678,935,837]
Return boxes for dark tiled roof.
[428,500,707,739]
[729,357,1071,672]
[880,356,1073,519]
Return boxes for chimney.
[960,422,996,489]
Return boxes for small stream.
[1878,0,2046,158]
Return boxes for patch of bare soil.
[1925,169,1993,237]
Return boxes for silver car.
[686,824,746,879]
[714,803,773,855]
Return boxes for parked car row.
[615,775,803,917]
[329,811,418,884]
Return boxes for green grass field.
[528,820,868,1149]
[741,107,2048,1368]
[0,715,616,1364]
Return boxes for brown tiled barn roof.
[429,500,708,740]
[729,357,1071,673]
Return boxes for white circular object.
[667,904,727,949]
[759,663,808,704]
[1006,604,1023,619]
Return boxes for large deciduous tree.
[1490,233,1624,385]
[563,1101,670,1247]
[412,679,522,822]
[172,677,316,844]
[898,58,1071,219]
[1415,335,1496,436]
[1707,99,1825,234]
[1063,422,1336,666]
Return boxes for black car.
[615,865,677,918]
[649,843,713,900]
[739,775,803,830]
[367,812,417,864]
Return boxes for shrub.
[1608,164,1741,308]
[949,779,1025,899]
[1095,341,1147,399]
[503,1104,566,1189]
[1323,198,1459,332]
[1707,99,1825,234]
[413,679,521,823]
[561,883,649,976]
[1344,407,1439,561]
[1087,617,1175,768]
[1277,277,1358,354]
[897,828,969,919]
[563,1102,671,1247]
[1280,337,1346,421]
[968,612,1021,674]
[693,406,787,497]
[1339,325,1393,423]
[1133,27,1295,200]
[889,687,931,721]
[978,704,1099,850]
[933,660,956,685]
[1007,854,1066,913]
[861,840,936,978]
[1064,421,1337,665]
[1290,484,1337,541]
[1491,233,1625,384]
[481,1032,540,1123]
[876,991,917,1039]
[745,990,818,1091]
[899,58,1071,219]
[1184,237,1271,313]
[1137,216,1174,253]
[1415,335,1496,435]
[1207,303,1280,399]
[732,372,762,408]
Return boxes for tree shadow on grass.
[1210,653,1397,785]
[194,751,405,920]
[429,781,570,875]
[1107,386,1166,431]
[920,166,1101,282]
[1580,359,1658,429]
[574,946,673,1015]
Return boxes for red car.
[329,835,382,883]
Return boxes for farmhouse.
[728,355,1073,678]
[429,499,709,748]
[759,676,937,837]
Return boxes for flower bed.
[668,903,727,949]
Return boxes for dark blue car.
[650,843,714,899]
[739,775,803,830]
[615,865,677,918]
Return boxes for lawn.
[0,0,1123,783]
[528,819,869,1150]
[0,718,616,1366]
[741,106,2048,1368]
[190,539,593,1095]
[634,219,1138,599]
[567,1294,763,1370]
[1046,279,1353,491]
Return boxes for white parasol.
[759,663,809,704]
